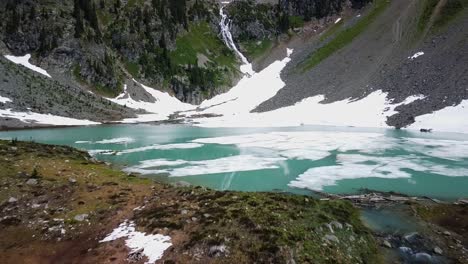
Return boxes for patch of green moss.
[241,39,273,60]
[433,0,467,29]
[319,19,344,42]
[125,61,140,77]
[418,0,439,33]
[300,0,390,72]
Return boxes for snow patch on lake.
[289,153,468,191]
[116,143,203,155]
[0,109,98,126]
[0,95,12,103]
[124,155,286,176]
[75,137,135,144]
[100,220,172,264]
[4,54,51,77]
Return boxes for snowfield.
[4,54,51,78]
[0,108,99,126]
[106,80,194,123]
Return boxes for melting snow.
[100,220,172,264]
[107,81,194,123]
[0,109,99,126]
[408,51,424,60]
[409,100,468,133]
[4,54,51,77]
[0,95,12,103]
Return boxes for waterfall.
[219,5,254,76]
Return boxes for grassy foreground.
[0,139,380,263]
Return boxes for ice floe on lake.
[124,155,286,176]
[4,54,51,77]
[75,137,135,144]
[100,220,172,264]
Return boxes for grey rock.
[433,246,443,255]
[128,248,144,262]
[323,234,339,243]
[330,221,343,230]
[68,178,77,184]
[209,244,228,257]
[443,231,451,236]
[8,197,18,203]
[383,240,392,248]
[414,252,432,262]
[26,178,38,185]
[74,214,89,222]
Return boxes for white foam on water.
[125,155,286,177]
[408,100,468,134]
[0,95,12,103]
[116,143,203,155]
[4,54,51,77]
[100,220,172,264]
[0,109,99,126]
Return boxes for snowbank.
[0,109,99,126]
[106,81,194,123]
[4,54,51,78]
[100,220,172,264]
[408,100,468,134]
[0,95,12,103]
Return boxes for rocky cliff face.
[0,0,240,104]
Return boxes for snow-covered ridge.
[4,54,51,78]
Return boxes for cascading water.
[219,4,254,76]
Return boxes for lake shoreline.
[1,139,467,263]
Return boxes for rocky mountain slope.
[0,0,241,105]
[252,0,468,129]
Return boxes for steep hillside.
[253,0,468,129]
[0,0,241,104]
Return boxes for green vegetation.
[300,0,390,72]
[433,0,467,29]
[289,15,305,28]
[319,19,344,42]
[170,22,239,88]
[241,39,273,60]
[125,61,140,77]
[139,188,380,263]
[417,0,439,33]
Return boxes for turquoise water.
[1,124,467,200]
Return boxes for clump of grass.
[241,38,273,59]
[433,0,466,29]
[300,0,390,72]
[319,19,344,42]
[417,0,439,33]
